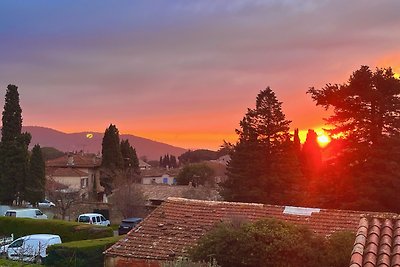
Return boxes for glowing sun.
[317,134,331,147]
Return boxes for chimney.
[67,154,74,166]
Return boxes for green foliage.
[0,258,41,266]
[221,87,301,204]
[1,84,22,143]
[0,84,32,205]
[45,236,121,267]
[40,146,65,161]
[120,139,140,181]
[100,124,124,194]
[178,149,219,164]
[0,217,113,242]
[324,231,355,267]
[101,124,123,170]
[162,258,220,267]
[160,154,178,168]
[189,218,324,267]
[176,163,215,186]
[25,144,46,205]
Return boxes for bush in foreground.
[190,218,354,267]
[45,236,121,267]
[0,217,113,242]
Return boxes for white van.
[4,209,47,219]
[2,234,61,263]
[77,213,110,226]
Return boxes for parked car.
[38,199,55,208]
[77,213,110,226]
[118,217,143,235]
[4,209,47,219]
[1,234,61,263]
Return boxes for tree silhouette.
[222,87,300,204]
[0,85,31,205]
[308,66,400,146]
[308,66,400,212]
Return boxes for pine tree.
[26,144,46,205]
[222,87,299,204]
[308,66,400,211]
[0,85,31,205]
[308,66,400,145]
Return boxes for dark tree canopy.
[101,124,123,170]
[178,149,219,164]
[308,66,400,145]
[120,139,140,175]
[0,84,31,205]
[26,144,46,205]
[100,124,124,194]
[176,163,215,186]
[1,84,22,143]
[307,66,400,212]
[221,87,300,204]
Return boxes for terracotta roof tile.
[46,153,101,168]
[50,167,88,177]
[105,197,369,261]
[350,215,400,267]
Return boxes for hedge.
[0,258,42,267]
[0,217,113,242]
[45,236,121,267]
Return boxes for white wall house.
[142,174,176,185]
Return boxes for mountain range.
[22,126,188,160]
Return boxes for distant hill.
[22,126,187,160]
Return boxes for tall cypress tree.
[0,84,31,205]
[120,139,140,176]
[100,124,123,194]
[26,144,46,205]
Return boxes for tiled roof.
[350,215,400,267]
[49,167,88,177]
[105,197,366,261]
[137,184,220,201]
[46,153,101,168]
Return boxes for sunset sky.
[1,1,400,150]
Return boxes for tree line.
[221,65,400,213]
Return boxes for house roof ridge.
[166,197,267,207]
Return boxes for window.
[78,216,90,223]
[9,239,23,248]
[5,211,16,217]
[80,178,88,188]
[163,177,168,184]
[96,216,101,223]
[35,210,43,216]
[101,216,107,222]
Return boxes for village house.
[139,159,152,171]
[140,168,178,185]
[104,197,367,267]
[46,153,103,200]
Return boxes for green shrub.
[0,258,42,266]
[162,258,220,267]
[190,218,325,267]
[324,231,355,267]
[0,217,113,242]
[45,236,121,267]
